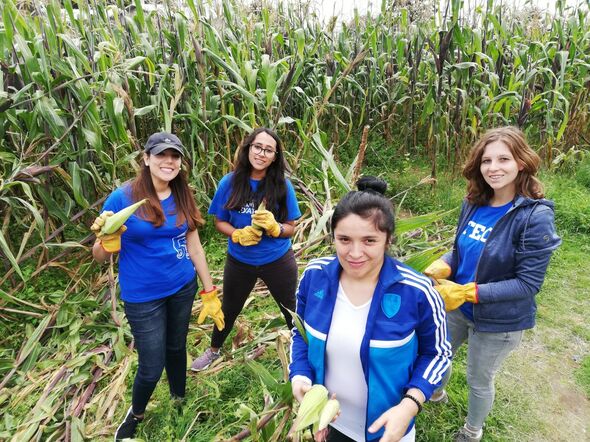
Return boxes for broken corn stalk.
[317,399,340,431]
[101,199,148,235]
[293,384,328,431]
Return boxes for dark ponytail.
[331,176,395,241]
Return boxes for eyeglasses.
[250,143,277,158]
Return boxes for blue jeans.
[124,277,197,415]
[437,309,523,429]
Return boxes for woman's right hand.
[231,226,263,246]
[424,259,452,283]
[91,212,126,253]
[291,378,312,403]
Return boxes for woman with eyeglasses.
[191,127,301,371]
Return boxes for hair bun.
[356,176,387,195]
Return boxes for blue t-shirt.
[103,186,196,303]
[455,201,512,320]
[209,173,301,265]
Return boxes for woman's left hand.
[251,209,281,237]
[434,280,478,311]
[314,428,329,442]
[367,402,414,442]
[313,394,340,442]
[197,287,225,331]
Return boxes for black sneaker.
[114,406,143,441]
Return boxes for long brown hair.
[226,127,289,222]
[463,126,544,205]
[131,156,204,230]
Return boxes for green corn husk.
[101,199,148,234]
[285,307,308,344]
[293,384,328,431]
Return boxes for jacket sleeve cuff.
[291,375,312,386]
[405,380,437,401]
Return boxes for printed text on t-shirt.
[239,202,255,215]
[462,220,492,243]
[173,233,189,259]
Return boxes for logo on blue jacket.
[382,293,401,318]
[313,289,325,299]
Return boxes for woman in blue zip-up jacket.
[424,127,561,442]
[290,177,451,442]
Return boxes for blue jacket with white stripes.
[289,254,451,441]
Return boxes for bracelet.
[402,393,422,414]
[199,286,217,295]
[279,223,285,236]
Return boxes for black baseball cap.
[144,132,185,156]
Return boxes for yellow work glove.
[251,209,281,238]
[231,226,263,246]
[90,211,127,253]
[434,280,478,312]
[197,287,225,331]
[424,259,452,282]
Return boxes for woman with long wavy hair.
[424,126,561,441]
[91,132,219,440]
[191,127,301,371]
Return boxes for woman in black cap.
[91,132,222,440]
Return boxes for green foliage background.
[1,0,590,440]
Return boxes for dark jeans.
[124,277,197,415]
[326,427,356,442]
[211,249,297,348]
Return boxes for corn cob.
[99,199,148,235]
[251,200,266,231]
[317,399,340,431]
[293,384,328,431]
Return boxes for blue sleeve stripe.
[370,330,415,348]
[396,268,447,324]
[396,271,451,385]
[307,256,335,266]
[405,276,450,383]
[425,354,452,384]
[304,321,327,341]
[298,257,335,280]
[395,265,434,285]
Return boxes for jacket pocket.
[477,297,535,324]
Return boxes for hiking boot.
[429,389,448,404]
[171,395,185,416]
[114,406,143,441]
[454,424,483,442]
[190,348,220,372]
